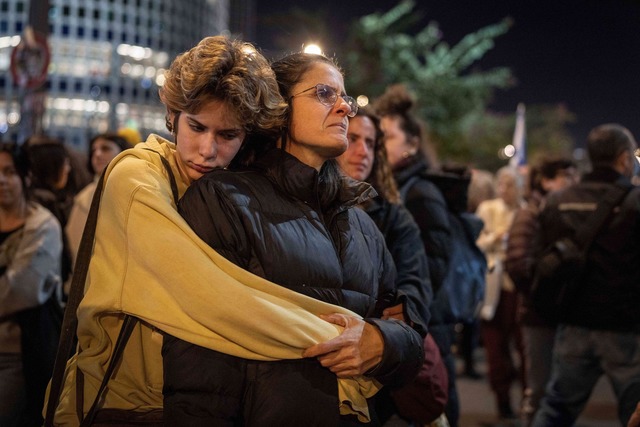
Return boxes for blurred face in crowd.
[171,99,246,183]
[0,152,25,211]
[91,137,124,175]
[541,167,578,193]
[380,115,416,169]
[496,171,520,207]
[287,62,353,170]
[337,115,376,181]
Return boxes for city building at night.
[0,0,230,149]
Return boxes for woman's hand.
[302,313,384,377]
[381,303,405,322]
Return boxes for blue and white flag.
[509,103,527,168]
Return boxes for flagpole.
[510,103,526,169]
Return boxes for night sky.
[255,0,640,145]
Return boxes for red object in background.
[10,29,50,90]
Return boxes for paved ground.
[384,347,619,427]
[456,353,619,427]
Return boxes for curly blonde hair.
[159,36,287,139]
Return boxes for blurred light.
[121,62,132,74]
[98,101,110,113]
[0,123,8,133]
[0,36,21,49]
[115,103,129,115]
[241,45,257,57]
[144,66,156,78]
[356,95,369,107]
[131,64,144,77]
[7,112,20,125]
[141,78,152,89]
[503,144,516,158]
[303,44,322,55]
[155,73,166,86]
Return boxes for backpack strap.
[44,149,179,426]
[44,171,106,426]
[572,184,630,250]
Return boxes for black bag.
[530,185,629,320]
[530,237,585,319]
[14,291,64,425]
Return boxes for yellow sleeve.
[82,154,354,361]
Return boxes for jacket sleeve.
[403,180,452,294]
[504,206,539,292]
[364,318,424,387]
[88,156,359,361]
[363,224,424,387]
[0,211,62,317]
[384,204,432,336]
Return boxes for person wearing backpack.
[375,84,486,427]
[504,157,578,425]
[531,124,640,426]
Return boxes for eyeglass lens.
[317,85,358,117]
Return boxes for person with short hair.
[168,52,423,426]
[531,124,640,426]
[505,155,578,424]
[49,35,315,425]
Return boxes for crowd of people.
[0,33,638,427]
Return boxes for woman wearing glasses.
[163,52,424,426]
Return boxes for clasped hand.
[302,313,384,378]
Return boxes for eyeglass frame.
[290,83,358,118]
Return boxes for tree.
[342,0,515,164]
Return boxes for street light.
[303,43,322,55]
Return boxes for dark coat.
[536,167,640,331]
[362,196,432,337]
[394,159,452,297]
[164,149,423,426]
[505,190,555,327]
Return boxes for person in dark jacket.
[504,156,577,425]
[337,107,446,424]
[374,83,477,427]
[165,53,423,426]
[531,123,640,426]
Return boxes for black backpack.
[401,173,487,324]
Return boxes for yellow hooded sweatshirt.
[49,135,378,425]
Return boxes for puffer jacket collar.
[251,148,377,211]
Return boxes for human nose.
[352,139,368,156]
[333,96,352,117]
[199,135,218,160]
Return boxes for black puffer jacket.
[536,168,640,332]
[362,196,432,337]
[164,149,423,426]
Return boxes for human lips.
[328,121,347,132]
[190,162,214,175]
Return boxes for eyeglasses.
[290,84,358,118]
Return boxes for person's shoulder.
[198,167,268,193]
[25,202,61,232]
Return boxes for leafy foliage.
[343,0,517,165]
